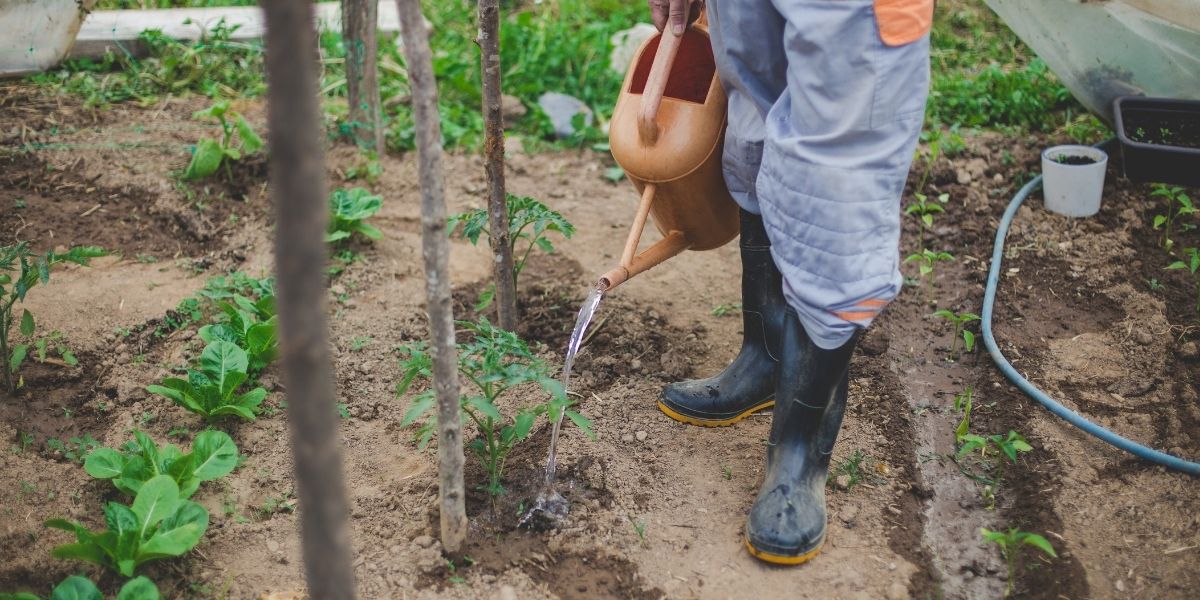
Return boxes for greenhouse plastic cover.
[984,0,1200,123]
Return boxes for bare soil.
[1,85,1197,600]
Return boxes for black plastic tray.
[1113,96,1200,187]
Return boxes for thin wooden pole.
[478,0,518,332]
[342,0,384,154]
[259,1,357,597]
[394,0,468,554]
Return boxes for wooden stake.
[342,0,384,154]
[394,0,468,554]
[259,1,357,597]
[478,0,519,332]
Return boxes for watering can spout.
[597,229,690,292]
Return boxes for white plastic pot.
[1041,144,1108,217]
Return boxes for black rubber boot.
[744,309,856,565]
[658,209,787,426]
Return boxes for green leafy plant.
[326,187,383,244]
[146,341,266,422]
[711,302,742,317]
[198,294,278,374]
[448,194,575,310]
[1151,185,1195,252]
[828,449,867,491]
[1,243,107,392]
[957,429,1033,508]
[46,475,209,577]
[905,249,955,302]
[905,193,948,250]
[183,100,264,180]
[953,385,974,443]
[1,575,159,600]
[932,309,980,359]
[397,318,591,496]
[84,430,238,499]
[47,436,101,464]
[980,527,1057,596]
[1166,247,1200,313]
[29,330,78,367]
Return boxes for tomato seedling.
[84,430,239,499]
[397,318,591,496]
[1151,184,1195,252]
[932,309,980,360]
[905,248,954,305]
[1,243,107,392]
[448,194,574,310]
[904,192,948,251]
[326,187,383,244]
[183,100,263,180]
[46,475,209,577]
[980,526,1057,597]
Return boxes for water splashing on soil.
[519,284,605,529]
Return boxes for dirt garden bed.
[1,84,1197,600]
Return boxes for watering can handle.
[637,13,688,145]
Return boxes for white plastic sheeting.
[0,0,95,77]
[985,0,1200,122]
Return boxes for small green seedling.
[958,430,1032,465]
[629,517,648,547]
[29,330,78,367]
[46,475,209,577]
[46,436,100,464]
[1,243,107,392]
[1151,184,1195,252]
[953,385,974,443]
[448,194,575,310]
[84,430,238,499]
[183,100,263,180]
[1166,247,1200,312]
[980,527,1057,597]
[146,341,267,422]
[326,187,383,244]
[398,318,591,496]
[904,193,948,250]
[198,293,278,375]
[828,449,867,491]
[932,309,980,360]
[0,575,160,600]
[711,302,742,317]
[904,249,955,303]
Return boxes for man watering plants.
[646,0,932,565]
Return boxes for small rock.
[886,582,908,600]
[956,168,973,185]
[116,343,129,354]
[266,540,280,552]
[630,359,642,371]
[1115,579,1126,592]
[621,433,634,443]
[1132,329,1154,346]
[497,585,518,600]
[412,534,435,549]
[538,92,593,139]
[118,352,132,363]
[839,502,859,525]
[501,94,527,126]
[1178,341,1198,361]
[834,474,852,491]
[635,430,648,442]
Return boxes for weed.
[147,341,267,422]
[448,194,574,311]
[629,517,648,547]
[183,101,263,180]
[397,318,591,496]
[829,449,867,491]
[350,336,373,352]
[341,151,383,184]
[46,436,100,464]
[953,385,974,443]
[980,527,1057,596]
[336,402,350,420]
[1151,185,1195,252]
[932,309,980,359]
[1166,247,1200,312]
[85,430,238,499]
[10,431,34,454]
[721,465,733,480]
[1,243,107,392]
[46,476,209,577]
[29,330,78,367]
[326,187,383,244]
[711,302,742,317]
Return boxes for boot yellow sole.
[744,537,824,566]
[656,399,774,428]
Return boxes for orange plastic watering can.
[597,12,740,291]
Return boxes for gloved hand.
[648,0,703,36]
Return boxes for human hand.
[648,0,703,36]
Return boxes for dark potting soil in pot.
[1125,113,1200,149]
[1054,155,1098,165]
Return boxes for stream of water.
[518,284,605,528]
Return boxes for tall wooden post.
[343,0,384,154]
[478,0,519,331]
[395,0,468,553]
[260,1,358,597]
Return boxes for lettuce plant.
[326,187,383,244]
[1,576,159,600]
[1,243,107,392]
[147,341,266,421]
[183,100,263,180]
[198,294,278,374]
[397,318,591,496]
[45,475,209,577]
[84,430,238,499]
